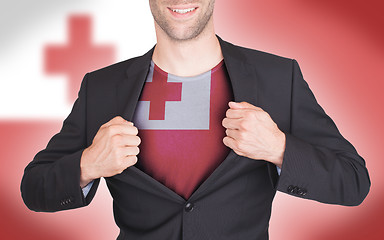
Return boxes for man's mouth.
[170,7,197,14]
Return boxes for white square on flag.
[133,63,211,130]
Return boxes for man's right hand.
[80,116,140,188]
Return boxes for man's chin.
[165,27,206,42]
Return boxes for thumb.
[228,101,258,110]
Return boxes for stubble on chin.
[150,0,215,42]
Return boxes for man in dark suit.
[21,0,370,239]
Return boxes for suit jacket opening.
[21,36,370,240]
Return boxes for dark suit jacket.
[21,36,370,240]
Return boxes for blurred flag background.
[1,0,383,239]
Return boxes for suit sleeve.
[20,74,100,212]
[276,59,370,206]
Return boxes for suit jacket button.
[287,185,295,193]
[298,188,307,196]
[185,202,194,212]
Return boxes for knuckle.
[233,141,241,150]
[235,150,245,157]
[239,120,248,130]
[128,156,138,165]
[107,125,119,135]
[125,120,134,126]
[114,157,123,166]
[236,144,245,153]
[230,141,240,151]
[101,123,110,131]
[113,116,124,122]
[238,131,247,140]
[118,158,127,169]
[112,158,121,170]
[111,134,121,143]
[116,166,125,175]
[112,148,121,159]
[259,111,270,121]
[244,111,254,119]
[260,111,268,118]
[257,106,265,112]
[114,168,122,175]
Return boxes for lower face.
[149,0,216,41]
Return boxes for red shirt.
[133,60,233,199]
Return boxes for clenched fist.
[222,102,285,168]
[80,116,141,187]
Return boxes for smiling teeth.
[172,8,196,14]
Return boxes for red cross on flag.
[45,16,115,102]
[133,63,211,130]
[0,1,155,120]
[139,65,183,121]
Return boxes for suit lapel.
[115,47,187,201]
[189,38,261,200]
[116,46,154,122]
[218,36,259,106]
[114,47,186,201]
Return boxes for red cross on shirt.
[140,65,183,120]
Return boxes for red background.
[1,0,383,239]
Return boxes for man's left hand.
[222,101,285,168]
